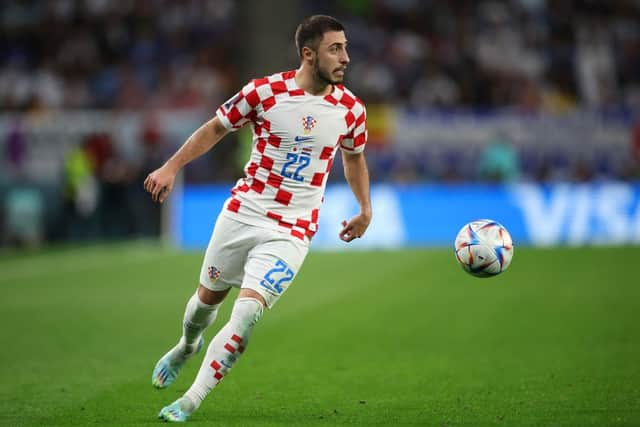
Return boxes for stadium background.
[1,0,639,248]
[1,1,639,426]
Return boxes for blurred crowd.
[1,0,237,111]
[2,0,639,112]
[334,0,640,112]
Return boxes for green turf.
[0,242,638,426]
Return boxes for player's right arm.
[144,116,229,203]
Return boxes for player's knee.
[197,284,229,305]
[230,297,264,331]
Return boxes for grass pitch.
[0,242,638,426]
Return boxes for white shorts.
[199,214,309,309]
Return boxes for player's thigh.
[199,215,254,291]
[242,235,309,309]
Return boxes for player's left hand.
[339,213,371,242]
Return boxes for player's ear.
[301,46,315,64]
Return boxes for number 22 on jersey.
[281,153,310,182]
[259,259,295,295]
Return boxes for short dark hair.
[295,15,345,58]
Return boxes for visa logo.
[513,183,640,245]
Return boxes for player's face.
[312,31,349,85]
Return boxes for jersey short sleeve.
[339,97,367,154]
[216,80,261,131]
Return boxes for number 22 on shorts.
[259,259,294,294]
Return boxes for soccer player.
[144,15,371,422]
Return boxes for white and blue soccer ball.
[454,219,514,278]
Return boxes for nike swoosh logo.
[294,136,313,142]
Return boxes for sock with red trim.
[183,297,263,410]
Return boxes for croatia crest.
[302,115,316,134]
[208,266,221,281]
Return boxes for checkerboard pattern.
[216,70,367,241]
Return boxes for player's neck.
[295,66,333,96]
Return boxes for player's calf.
[182,297,264,412]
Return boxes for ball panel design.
[454,219,514,278]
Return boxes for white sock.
[182,292,220,351]
[184,297,263,410]
[164,292,220,363]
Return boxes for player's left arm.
[339,150,372,242]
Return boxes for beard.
[313,57,343,85]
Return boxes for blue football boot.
[158,397,194,422]
[152,337,204,389]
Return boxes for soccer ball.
[454,219,514,278]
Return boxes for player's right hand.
[144,165,176,204]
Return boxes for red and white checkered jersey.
[216,69,367,242]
